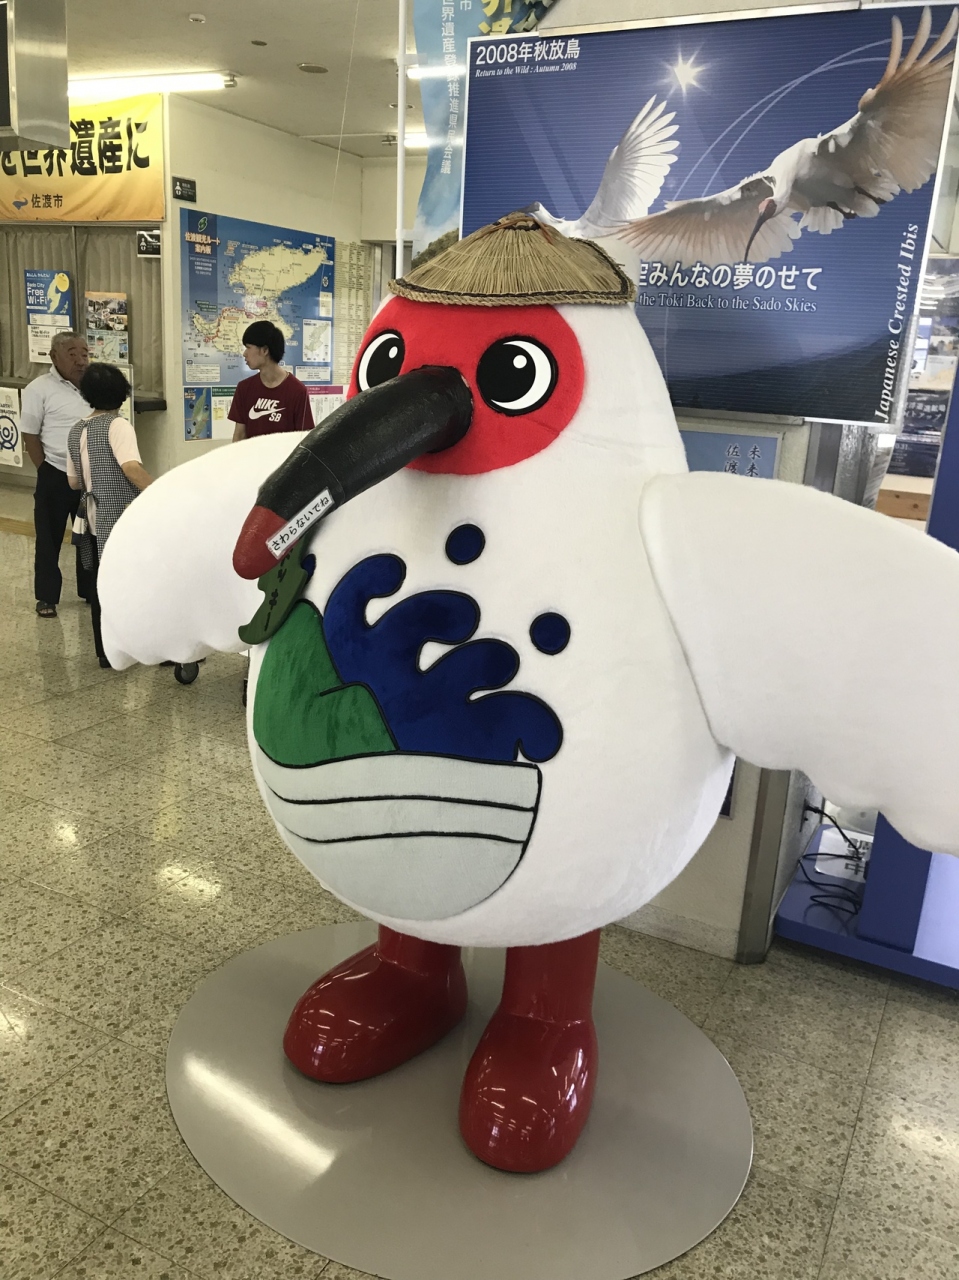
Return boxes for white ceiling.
[65,0,423,158]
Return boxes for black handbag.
[71,493,96,570]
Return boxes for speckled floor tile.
[124,866,347,961]
[840,1085,959,1244]
[708,1031,862,1192]
[0,659,108,710]
[62,708,250,783]
[0,987,113,1120]
[703,952,886,1082]
[114,1004,182,1059]
[22,825,202,914]
[4,916,222,1036]
[599,924,732,1026]
[56,1228,194,1279]
[642,1167,834,1279]
[1,786,34,815]
[0,1039,185,1221]
[319,1265,378,1280]
[15,679,169,743]
[868,1002,959,1116]
[819,1196,959,1279]
[4,740,196,821]
[0,798,122,876]
[268,886,365,934]
[0,729,60,781]
[124,787,277,856]
[114,1157,332,1279]
[48,710,162,764]
[762,938,890,1000]
[886,972,959,1024]
[0,881,113,983]
[0,1165,107,1280]
[238,839,322,888]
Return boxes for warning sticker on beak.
[266,490,335,560]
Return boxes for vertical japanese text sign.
[412,1,558,259]
[0,93,164,222]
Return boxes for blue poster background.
[461,7,956,424]
[180,209,335,388]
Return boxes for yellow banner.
[0,95,165,222]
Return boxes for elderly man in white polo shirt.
[21,331,95,617]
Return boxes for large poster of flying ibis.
[462,6,959,425]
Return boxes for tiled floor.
[2,526,959,1280]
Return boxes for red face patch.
[347,297,585,475]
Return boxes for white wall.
[144,97,365,478]
[361,155,428,243]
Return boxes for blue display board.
[180,209,334,389]
[462,7,957,425]
[679,431,777,479]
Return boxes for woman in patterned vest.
[67,364,153,668]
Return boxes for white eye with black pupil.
[357,330,405,390]
[477,337,557,415]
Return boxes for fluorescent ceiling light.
[406,64,466,80]
[404,131,429,148]
[68,72,233,102]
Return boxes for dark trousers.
[34,461,94,605]
[88,537,105,661]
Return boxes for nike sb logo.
[249,398,283,423]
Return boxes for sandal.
[36,601,57,618]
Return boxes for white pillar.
[396,0,408,276]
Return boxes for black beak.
[233,366,472,580]
[744,196,778,263]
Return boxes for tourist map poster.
[462,6,958,425]
[180,209,335,396]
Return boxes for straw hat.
[391,212,636,307]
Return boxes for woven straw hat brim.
[390,214,636,307]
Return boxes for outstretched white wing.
[618,175,801,267]
[824,7,957,199]
[99,434,303,667]
[640,471,959,857]
[577,97,680,235]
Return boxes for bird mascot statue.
[100,213,959,1174]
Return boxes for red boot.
[459,930,601,1173]
[284,926,468,1082]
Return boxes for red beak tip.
[233,505,286,580]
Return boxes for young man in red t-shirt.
[229,321,313,440]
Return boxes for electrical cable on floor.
[796,810,866,923]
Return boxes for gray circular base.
[167,923,752,1280]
